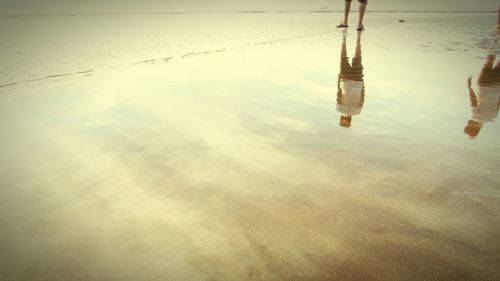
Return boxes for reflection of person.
[337,0,367,31]
[337,31,365,128]
[498,4,500,31]
[464,55,500,138]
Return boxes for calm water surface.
[0,12,499,281]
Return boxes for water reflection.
[464,54,500,138]
[336,31,365,128]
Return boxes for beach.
[0,12,499,281]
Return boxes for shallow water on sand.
[0,12,499,281]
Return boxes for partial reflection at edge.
[465,54,500,138]
[336,30,365,128]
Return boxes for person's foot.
[337,23,348,28]
[356,25,365,32]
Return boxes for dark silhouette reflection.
[464,54,500,138]
[336,31,365,128]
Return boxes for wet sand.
[0,12,500,281]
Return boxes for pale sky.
[0,0,499,13]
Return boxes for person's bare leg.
[337,31,348,104]
[497,4,500,31]
[342,1,351,25]
[355,31,362,59]
[358,3,367,29]
[340,31,348,74]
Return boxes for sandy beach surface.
[1,12,500,281]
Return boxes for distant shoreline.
[0,10,497,18]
